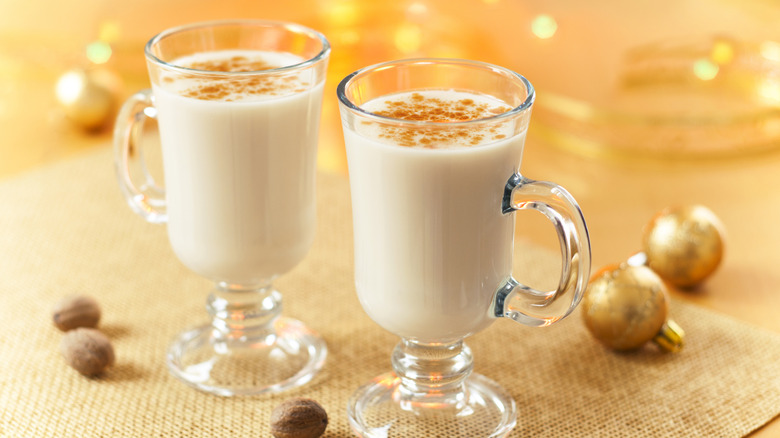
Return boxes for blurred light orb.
[758,80,780,103]
[56,71,86,105]
[327,1,360,27]
[395,23,422,53]
[531,14,557,39]
[760,41,780,62]
[407,2,427,15]
[98,20,121,43]
[710,40,734,64]
[86,41,112,65]
[693,58,719,80]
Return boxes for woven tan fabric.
[1,146,779,437]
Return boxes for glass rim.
[336,58,536,127]
[144,19,331,77]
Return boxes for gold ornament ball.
[582,264,677,351]
[643,205,725,288]
[55,68,117,131]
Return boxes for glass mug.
[338,59,591,436]
[113,20,330,396]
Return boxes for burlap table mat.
[1,146,779,437]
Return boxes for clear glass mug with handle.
[113,20,330,396]
[338,58,591,436]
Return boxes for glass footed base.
[347,372,517,438]
[166,316,326,396]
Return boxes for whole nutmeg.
[60,328,115,376]
[270,397,328,438]
[52,295,101,331]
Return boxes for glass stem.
[206,282,282,343]
[391,338,473,411]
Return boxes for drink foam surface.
[357,90,514,148]
[161,50,310,102]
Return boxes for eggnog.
[152,50,324,283]
[345,90,524,342]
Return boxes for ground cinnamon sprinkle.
[184,56,272,72]
[373,92,508,123]
[171,54,308,101]
[366,92,512,148]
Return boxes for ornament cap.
[652,319,685,353]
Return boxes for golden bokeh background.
[5,0,780,175]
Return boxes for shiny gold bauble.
[582,263,684,352]
[643,205,725,288]
[55,68,117,131]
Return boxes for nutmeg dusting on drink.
[364,92,512,148]
[168,53,310,101]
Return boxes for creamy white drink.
[345,90,524,343]
[152,50,324,284]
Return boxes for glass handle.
[494,174,592,327]
[113,89,167,224]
